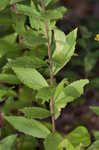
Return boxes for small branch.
[41,0,56,134]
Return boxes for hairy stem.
[41,0,56,134]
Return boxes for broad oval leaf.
[4,116,50,138]
[12,67,49,90]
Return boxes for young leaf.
[90,106,99,115]
[44,133,62,150]
[0,134,17,150]
[55,79,89,118]
[67,126,91,147]
[52,28,77,75]
[12,67,49,90]
[20,107,51,119]
[4,116,50,138]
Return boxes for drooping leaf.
[52,28,77,74]
[44,133,62,150]
[0,134,17,150]
[90,106,99,115]
[67,126,91,147]
[13,67,49,90]
[4,116,50,138]
[55,79,89,119]
[21,107,51,119]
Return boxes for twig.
[41,0,56,134]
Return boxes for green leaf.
[10,0,24,4]
[20,30,47,48]
[58,139,75,150]
[0,134,17,150]
[84,51,99,73]
[13,67,49,90]
[55,79,89,119]
[9,56,47,69]
[54,79,68,100]
[36,87,55,103]
[44,133,62,150]
[0,0,10,12]
[67,126,91,147]
[93,131,99,140]
[87,140,99,150]
[0,40,19,58]
[52,28,77,74]
[1,33,17,44]
[0,11,13,25]
[86,78,99,91]
[16,4,41,18]
[90,106,99,115]
[4,116,50,138]
[44,7,67,20]
[0,86,17,102]
[20,107,51,119]
[0,74,20,84]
